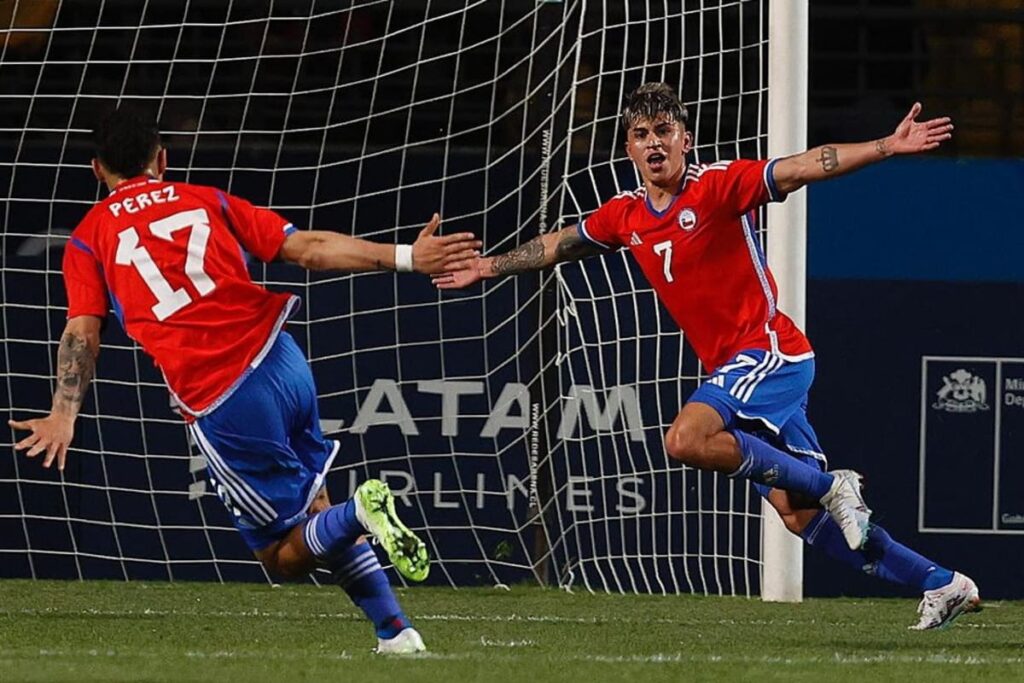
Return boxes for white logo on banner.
[932,368,990,413]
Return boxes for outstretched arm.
[432,225,604,290]
[278,213,481,275]
[772,102,953,194]
[9,315,102,471]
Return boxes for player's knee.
[664,424,706,465]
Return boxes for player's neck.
[644,168,686,211]
[106,171,161,193]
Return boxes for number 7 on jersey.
[653,240,674,283]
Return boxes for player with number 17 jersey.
[577,158,813,373]
[63,176,298,417]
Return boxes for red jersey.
[578,159,813,372]
[63,176,299,416]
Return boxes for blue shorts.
[689,350,828,490]
[188,331,339,551]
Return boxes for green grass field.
[1,580,1021,682]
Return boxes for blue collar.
[644,168,688,218]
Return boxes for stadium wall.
[804,158,1024,599]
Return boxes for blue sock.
[730,430,834,500]
[302,500,366,561]
[802,510,954,591]
[330,541,410,639]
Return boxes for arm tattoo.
[492,236,546,275]
[54,332,95,413]
[817,145,839,173]
[555,229,602,262]
[875,138,890,157]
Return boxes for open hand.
[9,414,75,471]
[411,213,482,275]
[884,102,953,155]
[431,256,487,290]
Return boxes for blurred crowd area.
[1,0,1022,156]
[812,0,1023,155]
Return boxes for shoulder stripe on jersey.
[70,236,95,256]
[577,220,614,250]
[740,212,776,320]
[764,158,784,202]
[215,190,240,240]
[688,161,732,179]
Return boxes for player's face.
[625,115,692,187]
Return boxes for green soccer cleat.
[354,479,430,582]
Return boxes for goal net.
[1,0,783,595]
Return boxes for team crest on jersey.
[677,208,698,232]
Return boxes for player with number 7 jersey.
[434,82,979,629]
[10,108,483,653]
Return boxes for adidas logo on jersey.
[630,232,643,246]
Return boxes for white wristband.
[394,244,414,272]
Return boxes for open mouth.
[646,153,666,170]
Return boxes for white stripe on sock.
[304,515,326,557]
[336,551,377,578]
[336,557,382,587]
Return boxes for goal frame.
[763,0,809,603]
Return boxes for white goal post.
[1,0,807,600]
[764,0,809,603]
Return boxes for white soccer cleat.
[819,469,872,550]
[375,627,426,655]
[910,572,981,631]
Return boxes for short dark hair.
[620,82,689,131]
[92,107,161,178]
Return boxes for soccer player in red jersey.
[435,83,979,629]
[9,108,482,653]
